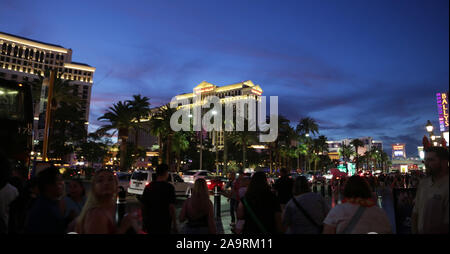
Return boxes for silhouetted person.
[273,168,294,211]
[0,154,19,234]
[179,178,216,234]
[237,171,283,234]
[140,164,178,234]
[283,176,330,234]
[25,166,66,234]
[412,147,449,234]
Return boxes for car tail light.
[207,180,211,185]
[145,182,150,186]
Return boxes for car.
[127,170,193,197]
[128,170,152,195]
[205,176,225,192]
[181,170,210,184]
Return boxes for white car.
[127,170,193,197]
[181,170,210,184]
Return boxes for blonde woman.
[75,169,139,234]
[179,178,216,234]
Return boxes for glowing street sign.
[436,92,449,132]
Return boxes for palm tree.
[350,139,364,171]
[380,151,390,173]
[371,147,382,171]
[295,141,308,171]
[127,94,151,147]
[316,136,329,154]
[363,149,376,171]
[274,115,296,172]
[296,117,319,137]
[97,101,134,171]
[231,129,257,170]
[172,131,190,172]
[32,70,83,159]
[149,104,177,168]
[340,144,354,173]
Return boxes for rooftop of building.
[70,61,92,67]
[176,80,262,99]
[0,31,66,49]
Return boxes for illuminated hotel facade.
[0,32,95,142]
[174,80,263,148]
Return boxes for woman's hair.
[343,175,372,199]
[245,171,271,200]
[76,169,118,233]
[293,176,310,196]
[189,178,210,217]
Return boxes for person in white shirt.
[323,175,392,234]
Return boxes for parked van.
[128,170,193,197]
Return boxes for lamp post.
[426,120,435,146]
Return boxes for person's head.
[192,178,209,201]
[190,178,210,214]
[76,169,118,232]
[343,175,372,200]
[245,171,270,200]
[68,179,86,199]
[424,147,449,178]
[91,169,118,201]
[280,168,289,177]
[293,176,310,196]
[37,166,64,200]
[156,164,169,181]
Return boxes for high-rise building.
[173,80,263,148]
[0,32,95,142]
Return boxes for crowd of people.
[0,145,447,234]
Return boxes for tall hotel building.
[173,80,263,148]
[0,32,95,142]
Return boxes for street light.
[426,120,434,134]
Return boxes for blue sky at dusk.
[1,0,448,157]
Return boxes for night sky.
[1,0,448,157]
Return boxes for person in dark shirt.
[237,171,283,234]
[140,164,177,234]
[272,168,294,210]
[25,166,66,234]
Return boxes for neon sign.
[437,92,449,132]
[392,144,406,158]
